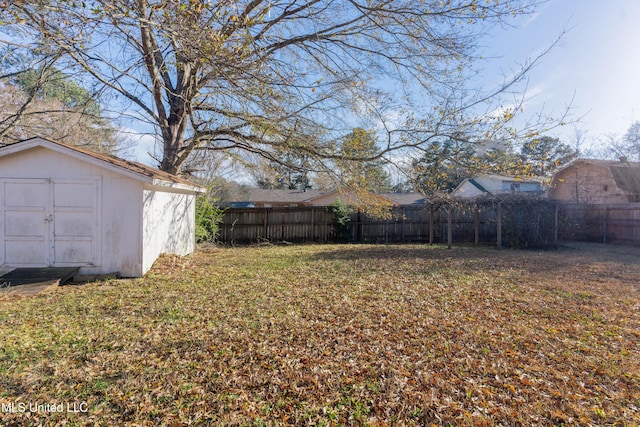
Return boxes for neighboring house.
[224,188,328,208]
[224,189,427,208]
[452,174,545,199]
[305,189,394,207]
[0,137,205,277]
[549,158,640,204]
[379,192,427,206]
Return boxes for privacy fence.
[219,201,640,247]
[559,203,640,245]
[219,197,565,248]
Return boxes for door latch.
[44,214,53,222]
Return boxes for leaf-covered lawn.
[0,243,639,426]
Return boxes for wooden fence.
[559,203,640,245]
[219,207,339,243]
[219,203,559,248]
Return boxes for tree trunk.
[159,120,187,175]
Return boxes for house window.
[510,183,520,192]
[603,184,608,192]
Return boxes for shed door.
[0,179,50,266]
[0,179,100,267]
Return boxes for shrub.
[195,195,224,243]
[331,198,353,242]
[474,193,557,249]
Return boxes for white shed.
[0,137,205,277]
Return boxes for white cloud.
[117,128,159,167]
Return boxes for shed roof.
[0,137,205,192]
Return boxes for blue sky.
[484,0,640,152]
[129,0,640,166]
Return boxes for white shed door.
[1,179,100,267]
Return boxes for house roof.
[0,137,205,192]
[244,188,329,204]
[555,158,640,195]
[229,189,427,206]
[379,192,426,206]
[610,165,640,195]
[474,173,544,183]
[467,178,490,194]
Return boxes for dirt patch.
[0,280,60,298]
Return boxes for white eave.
[148,179,206,194]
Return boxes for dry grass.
[0,242,639,426]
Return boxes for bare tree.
[0,50,126,153]
[602,122,640,162]
[2,0,561,175]
[618,122,640,161]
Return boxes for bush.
[331,198,353,242]
[474,193,557,249]
[195,195,224,243]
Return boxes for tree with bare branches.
[608,121,640,162]
[0,49,124,152]
[2,0,562,176]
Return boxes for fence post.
[263,208,268,240]
[474,206,479,246]
[496,203,502,250]
[603,207,609,244]
[554,203,559,245]
[385,217,389,244]
[311,206,316,241]
[401,207,406,243]
[447,207,453,249]
[429,205,434,245]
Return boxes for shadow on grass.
[307,243,523,261]
[302,241,640,282]
[308,240,639,258]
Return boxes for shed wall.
[0,147,144,276]
[142,188,196,274]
